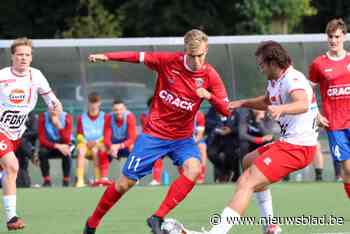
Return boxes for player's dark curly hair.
[255,41,292,69]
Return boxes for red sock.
[87,184,122,228]
[152,159,164,183]
[198,164,207,182]
[154,174,195,218]
[344,183,350,199]
[177,166,184,175]
[99,151,110,178]
[43,176,51,182]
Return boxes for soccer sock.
[255,189,273,218]
[99,151,110,178]
[152,159,163,183]
[94,166,101,180]
[87,184,122,228]
[3,195,17,222]
[344,183,350,199]
[198,164,207,182]
[76,167,84,183]
[209,207,240,234]
[154,174,195,218]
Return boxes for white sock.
[209,207,240,234]
[255,189,273,219]
[3,195,17,222]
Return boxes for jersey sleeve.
[143,52,174,71]
[308,60,320,84]
[207,69,229,116]
[285,74,308,94]
[36,70,52,95]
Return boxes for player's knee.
[183,160,201,179]
[116,177,136,194]
[3,161,19,176]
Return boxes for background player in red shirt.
[97,99,137,184]
[309,18,350,198]
[38,109,73,187]
[83,29,229,234]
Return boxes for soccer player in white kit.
[185,41,318,234]
[0,38,62,230]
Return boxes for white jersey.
[0,67,52,140]
[267,66,318,146]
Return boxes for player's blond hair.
[184,29,208,51]
[10,37,33,54]
[326,18,347,35]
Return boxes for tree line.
[1,0,350,39]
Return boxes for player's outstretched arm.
[88,54,108,62]
[229,95,269,112]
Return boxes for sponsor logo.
[9,89,25,104]
[0,110,27,129]
[327,86,350,97]
[159,90,194,111]
[324,68,333,72]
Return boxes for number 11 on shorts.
[127,156,141,171]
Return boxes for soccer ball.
[161,218,187,234]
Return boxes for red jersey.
[195,111,205,129]
[38,112,73,149]
[103,112,137,149]
[105,51,229,140]
[309,52,350,130]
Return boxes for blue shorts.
[327,129,350,162]
[122,133,200,180]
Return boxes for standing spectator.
[309,18,350,196]
[83,29,229,234]
[98,99,137,183]
[38,109,73,187]
[0,37,62,230]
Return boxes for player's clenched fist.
[267,105,284,120]
[88,54,108,62]
[196,88,211,100]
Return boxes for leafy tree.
[0,0,79,39]
[63,0,123,38]
[238,0,317,34]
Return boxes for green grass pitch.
[0,182,348,234]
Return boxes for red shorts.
[0,133,21,158]
[254,140,316,182]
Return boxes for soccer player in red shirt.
[309,18,350,199]
[83,29,229,234]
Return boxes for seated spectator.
[98,99,137,183]
[38,109,73,187]
[15,112,38,188]
[75,92,107,187]
[235,109,275,157]
[205,107,240,182]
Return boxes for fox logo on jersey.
[0,110,27,129]
[9,89,26,104]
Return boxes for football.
[161,218,187,234]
